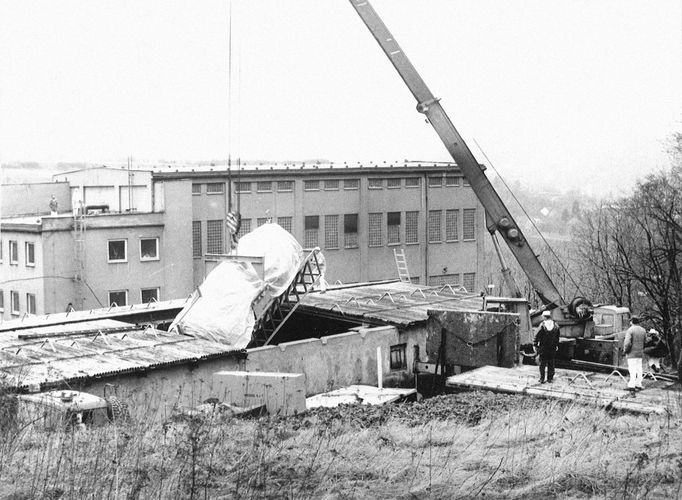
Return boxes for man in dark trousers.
[534,310,561,383]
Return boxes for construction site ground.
[2,387,682,499]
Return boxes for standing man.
[49,194,58,216]
[534,310,561,383]
[623,316,647,390]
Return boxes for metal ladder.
[393,248,411,283]
[73,211,86,307]
[250,248,324,346]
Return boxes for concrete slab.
[212,371,306,416]
[306,385,417,409]
[446,365,681,416]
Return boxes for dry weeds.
[0,389,681,499]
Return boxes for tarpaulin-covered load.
[169,223,303,348]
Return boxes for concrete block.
[212,371,306,416]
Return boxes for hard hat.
[542,310,551,318]
[648,328,659,335]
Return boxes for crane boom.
[349,0,566,308]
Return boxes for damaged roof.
[297,281,492,327]
[0,319,241,391]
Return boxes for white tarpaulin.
[170,223,303,348]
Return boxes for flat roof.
[296,281,499,327]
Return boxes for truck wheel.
[107,397,130,423]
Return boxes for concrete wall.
[1,182,71,217]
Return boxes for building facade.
[1,161,486,320]
[155,161,486,290]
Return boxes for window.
[257,217,269,227]
[304,180,320,191]
[304,216,319,248]
[446,209,459,242]
[463,209,476,240]
[343,179,359,190]
[108,290,127,307]
[324,180,339,191]
[429,274,461,287]
[463,272,476,292]
[405,211,419,244]
[206,182,224,194]
[192,183,202,195]
[235,182,251,193]
[192,221,202,257]
[108,240,127,263]
[277,180,294,192]
[141,287,159,303]
[387,212,401,245]
[0,290,4,312]
[256,181,272,193]
[463,177,470,187]
[277,216,292,233]
[368,213,383,247]
[139,238,159,261]
[9,240,18,265]
[387,178,401,189]
[25,242,35,267]
[368,178,383,189]
[26,293,36,314]
[207,220,223,253]
[428,211,442,243]
[405,177,420,188]
[237,218,252,239]
[10,291,19,315]
[445,175,459,187]
[428,176,442,187]
[344,214,359,248]
[390,344,407,370]
[324,215,339,249]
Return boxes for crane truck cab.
[574,305,631,366]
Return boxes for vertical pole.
[377,346,383,390]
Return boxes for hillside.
[1,390,680,499]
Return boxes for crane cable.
[471,137,587,299]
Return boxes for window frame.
[405,211,419,245]
[428,210,442,243]
[9,240,19,265]
[141,287,160,304]
[386,178,401,189]
[139,237,160,261]
[390,344,408,371]
[324,214,339,250]
[256,181,273,193]
[387,211,401,245]
[107,239,127,263]
[323,179,340,191]
[405,177,420,188]
[0,289,4,312]
[304,180,320,191]
[463,208,477,241]
[368,178,383,190]
[192,221,202,258]
[26,293,36,314]
[10,290,20,315]
[445,175,459,187]
[25,242,36,267]
[235,182,251,194]
[191,183,202,195]
[277,180,294,192]
[206,182,224,195]
[368,213,383,248]
[108,290,128,307]
[206,220,224,254]
[343,213,359,249]
[277,216,293,233]
[343,179,359,190]
[428,176,443,188]
[445,209,459,242]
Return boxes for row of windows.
[108,238,159,263]
[0,290,36,316]
[192,175,470,195]
[192,209,476,256]
[108,287,160,307]
[0,239,36,267]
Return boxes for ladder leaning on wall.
[73,210,86,308]
[393,248,411,283]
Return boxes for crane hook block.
[416,97,440,114]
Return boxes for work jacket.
[623,325,647,359]
[534,320,560,357]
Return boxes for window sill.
[462,239,477,242]
[344,246,359,250]
[445,239,459,243]
[405,241,419,245]
[140,257,160,262]
[428,241,442,244]
[206,192,224,195]
[108,260,128,264]
[387,242,402,246]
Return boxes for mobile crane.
[349,0,631,363]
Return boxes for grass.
[0,389,681,499]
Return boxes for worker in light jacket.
[623,316,647,390]
[534,310,560,383]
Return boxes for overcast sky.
[1,0,680,195]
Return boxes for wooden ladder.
[393,248,411,283]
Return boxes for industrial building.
[1,160,485,319]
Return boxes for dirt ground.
[1,389,681,499]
